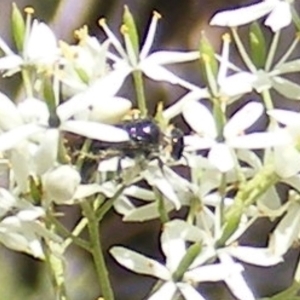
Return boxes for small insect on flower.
[87,115,184,181]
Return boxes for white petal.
[184,135,215,151]
[274,145,300,178]
[161,220,205,271]
[184,262,243,282]
[228,131,289,149]
[147,282,177,300]
[0,92,22,130]
[268,109,300,126]
[140,62,186,85]
[182,102,217,138]
[33,129,59,175]
[227,246,282,266]
[272,76,300,100]
[210,1,276,27]
[143,166,181,210]
[110,246,171,280]
[57,68,131,121]
[0,55,22,70]
[163,89,206,120]
[26,21,58,63]
[0,124,42,151]
[144,51,199,65]
[264,2,292,32]
[89,97,132,124]
[208,143,235,172]
[177,283,206,300]
[61,120,129,142]
[219,72,255,97]
[224,102,263,138]
[269,202,300,256]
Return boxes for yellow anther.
[98,18,106,27]
[153,11,162,19]
[24,6,34,14]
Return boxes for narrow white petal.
[61,120,129,142]
[144,51,199,65]
[185,262,243,282]
[265,2,292,32]
[208,144,235,172]
[89,97,132,124]
[182,102,217,138]
[272,76,300,100]
[224,102,263,138]
[227,246,283,266]
[140,62,186,85]
[228,131,289,149]
[210,1,276,27]
[147,282,177,300]
[269,202,300,256]
[177,283,206,300]
[110,246,171,280]
[268,109,300,126]
[184,135,215,151]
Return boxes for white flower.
[0,188,60,258]
[268,109,300,177]
[0,19,59,75]
[182,101,281,172]
[100,12,199,89]
[110,219,246,300]
[210,0,293,32]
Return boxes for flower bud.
[42,165,81,204]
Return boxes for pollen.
[153,11,162,19]
[120,24,129,35]
[222,33,231,43]
[74,25,89,45]
[24,6,34,14]
[98,18,106,27]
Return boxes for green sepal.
[172,242,202,281]
[215,209,242,248]
[11,3,25,52]
[259,281,300,300]
[75,66,90,85]
[249,22,266,69]
[123,5,139,58]
[198,32,218,96]
[29,175,42,205]
[42,77,56,115]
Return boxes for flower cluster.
[0,1,300,300]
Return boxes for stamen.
[140,11,161,60]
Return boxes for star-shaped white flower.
[0,19,59,75]
[182,101,282,172]
[110,219,246,300]
[100,11,199,89]
[210,0,293,32]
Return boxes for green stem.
[216,165,279,247]
[81,201,115,300]
[21,68,33,97]
[132,70,147,116]
[44,208,69,300]
[49,215,91,252]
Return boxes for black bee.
[92,118,184,161]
